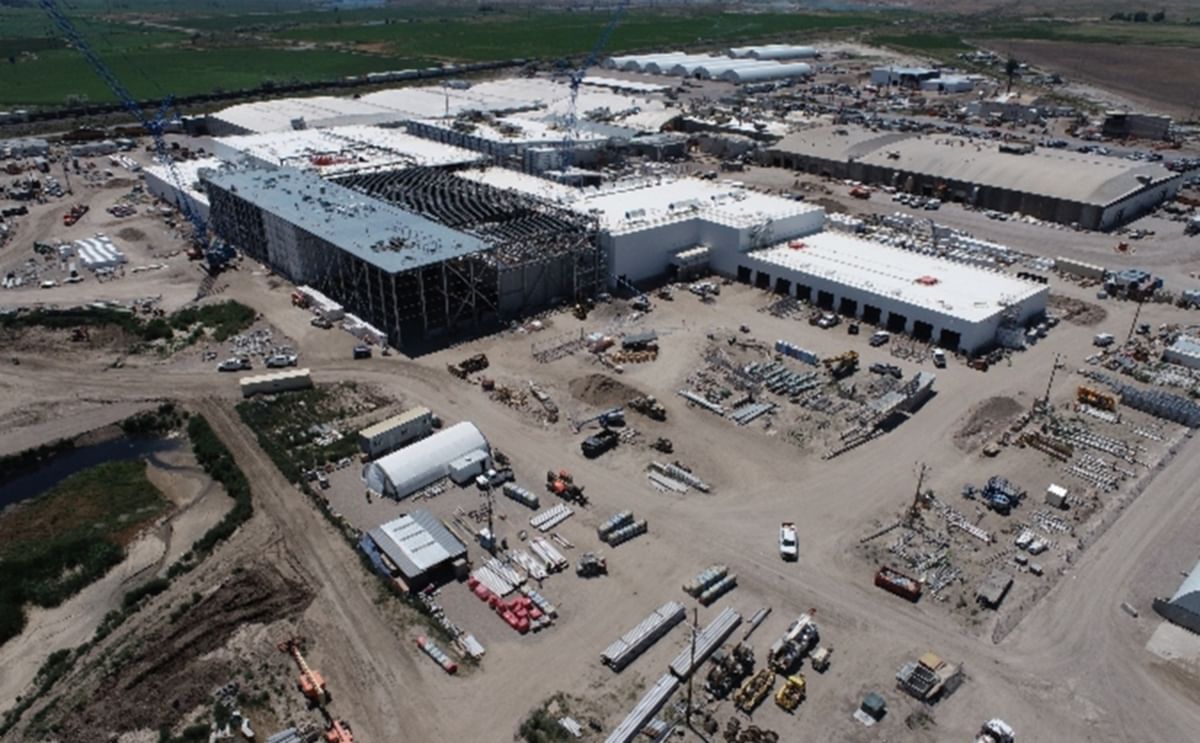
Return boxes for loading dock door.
[838,297,858,317]
[817,290,835,310]
[938,329,961,352]
[796,284,812,302]
[737,266,752,284]
[775,278,792,295]
[862,305,882,325]
[755,271,771,290]
[887,312,908,333]
[912,320,933,342]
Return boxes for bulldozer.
[823,351,859,380]
[628,395,667,421]
[650,437,674,454]
[546,469,588,506]
[575,551,607,578]
[278,636,331,705]
[774,674,806,712]
[734,668,776,713]
[447,353,489,379]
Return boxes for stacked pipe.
[415,636,458,674]
[669,607,742,679]
[602,601,686,672]
[683,565,728,597]
[530,503,574,531]
[604,673,681,743]
[598,511,635,541]
[698,574,737,606]
[502,482,540,509]
[649,462,711,493]
[530,537,568,572]
[511,549,548,581]
[606,519,648,547]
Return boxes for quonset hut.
[361,422,488,499]
[1154,560,1200,634]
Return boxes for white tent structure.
[721,62,813,83]
[728,45,817,60]
[362,421,488,499]
[73,235,126,271]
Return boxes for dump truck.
[734,668,775,713]
[774,674,806,712]
[581,429,619,458]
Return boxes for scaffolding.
[206,166,601,350]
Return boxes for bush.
[122,577,170,609]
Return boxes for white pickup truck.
[779,522,798,562]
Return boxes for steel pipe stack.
[531,503,574,531]
[683,565,728,597]
[415,636,458,674]
[604,673,681,743]
[698,574,737,606]
[601,601,686,672]
[598,510,635,541]
[669,607,742,679]
[607,519,648,547]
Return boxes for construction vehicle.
[849,185,872,199]
[581,429,619,458]
[61,204,88,226]
[768,614,818,674]
[809,646,832,673]
[570,406,624,433]
[705,642,755,698]
[573,298,594,320]
[278,637,331,705]
[733,667,775,713]
[447,353,489,379]
[628,395,667,421]
[650,437,673,454]
[290,290,310,308]
[778,522,798,562]
[975,719,1015,743]
[1077,385,1118,411]
[774,674,806,711]
[323,716,354,743]
[546,469,588,505]
[823,350,859,379]
[575,552,607,578]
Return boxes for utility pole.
[685,606,697,726]
[1043,352,1063,407]
[906,462,928,525]
[1126,296,1145,343]
[483,478,496,556]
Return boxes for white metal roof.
[239,368,312,387]
[582,76,668,93]
[749,231,1047,323]
[144,156,223,207]
[214,125,484,174]
[369,508,466,578]
[728,44,817,60]
[210,95,405,134]
[359,406,432,439]
[722,63,813,83]
[362,421,488,496]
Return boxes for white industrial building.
[920,74,976,93]
[603,52,812,82]
[366,509,467,589]
[1164,336,1200,370]
[406,116,610,173]
[739,231,1048,353]
[458,169,824,286]
[358,406,434,459]
[144,156,222,221]
[212,125,484,176]
[362,421,489,499]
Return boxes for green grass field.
[869,32,973,54]
[0,460,169,645]
[976,20,1200,48]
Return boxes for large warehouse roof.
[209,95,405,134]
[773,126,1179,207]
[455,169,820,235]
[1167,560,1200,616]
[728,44,817,60]
[750,231,1045,323]
[214,125,484,174]
[368,509,466,580]
[203,167,488,272]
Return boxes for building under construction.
[204,166,600,350]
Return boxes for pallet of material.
[530,537,569,572]
[511,549,549,581]
[531,503,574,531]
[669,606,742,679]
[607,520,648,547]
[598,510,635,541]
[604,673,681,743]
[683,565,728,597]
[601,601,686,672]
[697,574,737,606]
[502,482,540,509]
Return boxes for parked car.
[217,357,251,372]
[932,348,947,368]
[869,331,890,347]
[310,315,333,329]
[265,353,298,368]
[352,345,372,360]
[816,313,840,329]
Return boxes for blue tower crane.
[38,0,234,274]
[560,0,630,173]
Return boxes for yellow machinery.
[1077,385,1117,412]
[734,668,775,713]
[774,674,807,711]
[823,351,859,380]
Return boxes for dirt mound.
[953,396,1024,452]
[567,374,643,407]
[1048,294,1107,327]
[51,564,312,742]
[116,227,146,242]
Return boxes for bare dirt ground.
[986,39,1200,120]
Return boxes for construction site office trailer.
[239,368,313,397]
[358,407,434,458]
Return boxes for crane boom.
[561,0,630,171]
[37,0,232,272]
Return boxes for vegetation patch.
[0,301,257,350]
[0,460,169,645]
[169,301,257,342]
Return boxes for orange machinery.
[278,637,330,705]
